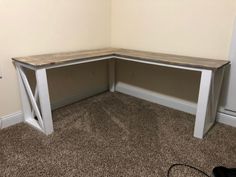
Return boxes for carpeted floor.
[0,92,236,177]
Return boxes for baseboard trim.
[1,85,236,129]
[217,112,236,127]
[0,111,23,129]
[116,82,197,115]
[116,82,236,128]
[51,88,108,110]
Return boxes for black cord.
[167,163,211,177]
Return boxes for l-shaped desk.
[12,48,229,139]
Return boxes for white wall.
[111,0,236,59]
[0,0,111,117]
[111,0,236,104]
[1,0,236,120]
[225,19,236,112]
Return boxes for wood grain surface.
[12,48,229,70]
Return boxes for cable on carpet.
[167,163,211,177]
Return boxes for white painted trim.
[1,91,236,130]
[217,112,236,127]
[51,86,108,110]
[115,56,203,72]
[116,81,236,128]
[15,55,206,72]
[14,56,113,70]
[116,81,197,115]
[0,111,23,129]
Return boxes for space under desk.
[12,48,229,139]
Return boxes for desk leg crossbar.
[16,64,53,135]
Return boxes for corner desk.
[12,48,229,139]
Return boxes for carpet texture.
[0,92,236,177]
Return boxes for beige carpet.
[0,92,236,177]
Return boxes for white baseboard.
[51,88,108,110]
[116,82,197,115]
[116,82,236,128]
[0,88,108,129]
[0,111,23,129]
[1,84,236,130]
[217,112,236,127]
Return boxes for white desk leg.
[16,65,32,123]
[109,59,116,92]
[36,69,54,135]
[16,64,53,135]
[194,70,212,139]
[194,68,225,139]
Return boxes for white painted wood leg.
[35,69,54,135]
[16,64,32,123]
[194,67,225,139]
[16,65,45,132]
[109,59,116,92]
[16,64,53,135]
[194,70,212,139]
